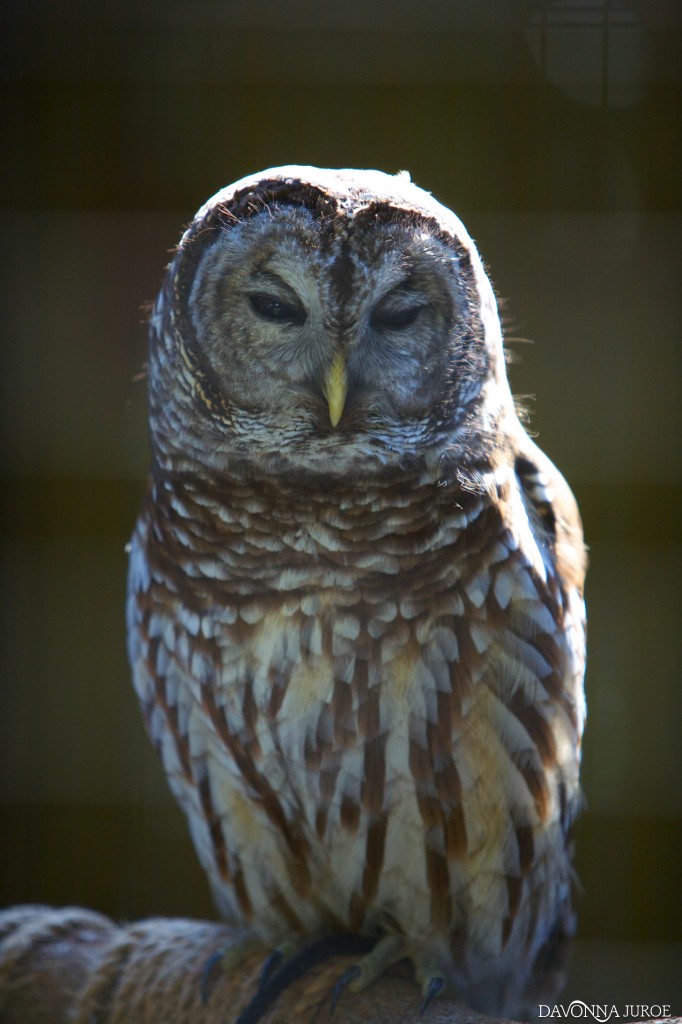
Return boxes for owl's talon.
[200,947,224,1005]
[328,933,405,1015]
[419,974,446,1014]
[257,948,284,993]
[199,934,264,1005]
[255,935,308,994]
[329,965,362,1017]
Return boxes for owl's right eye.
[248,292,306,326]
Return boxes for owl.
[126,166,587,1017]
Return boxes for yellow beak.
[323,352,347,428]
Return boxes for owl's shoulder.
[511,434,587,596]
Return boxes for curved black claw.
[329,965,362,1017]
[235,935,375,1024]
[257,949,284,994]
[420,975,446,1014]
[200,947,225,1005]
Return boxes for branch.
[0,904,518,1024]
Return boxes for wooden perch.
[0,904,519,1024]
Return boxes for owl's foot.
[328,934,450,1015]
[200,931,264,1004]
[235,934,376,1024]
[329,933,405,1013]
[216,931,451,1021]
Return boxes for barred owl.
[127,166,586,1016]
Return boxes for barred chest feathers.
[127,456,585,1000]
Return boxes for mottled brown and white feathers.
[126,166,586,1015]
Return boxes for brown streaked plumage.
[126,166,587,1016]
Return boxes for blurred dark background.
[1,0,680,1015]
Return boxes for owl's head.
[148,166,514,482]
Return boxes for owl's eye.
[249,292,306,326]
[370,299,425,331]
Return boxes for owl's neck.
[150,456,507,527]
[140,458,513,599]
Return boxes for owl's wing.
[126,516,320,926]
[512,434,587,599]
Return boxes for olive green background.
[1,1,680,1014]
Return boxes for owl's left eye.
[249,292,306,326]
[370,297,426,331]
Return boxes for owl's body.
[127,166,586,1014]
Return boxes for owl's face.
[149,167,512,479]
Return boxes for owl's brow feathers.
[171,181,491,445]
